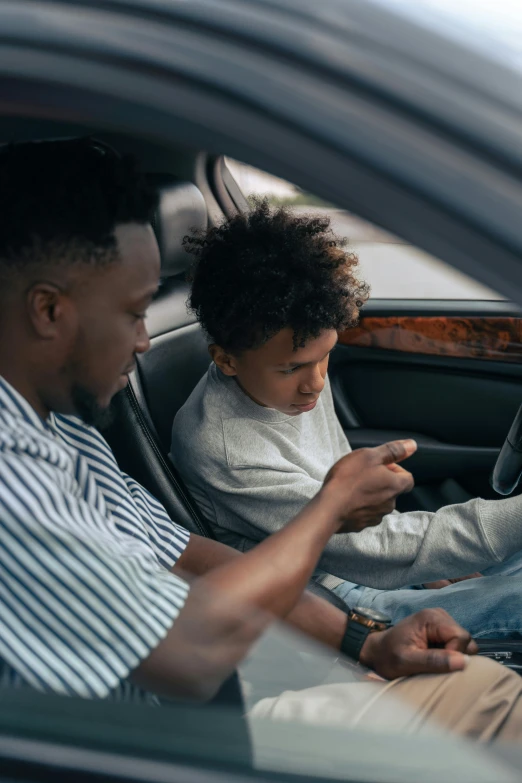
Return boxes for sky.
[376,0,522,71]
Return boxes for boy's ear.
[209,344,238,376]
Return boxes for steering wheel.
[491,403,522,495]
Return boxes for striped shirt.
[0,376,190,702]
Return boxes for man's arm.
[133,441,475,700]
[132,442,417,700]
[171,531,479,679]
[173,534,346,650]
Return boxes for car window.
[2,615,518,783]
[225,159,504,300]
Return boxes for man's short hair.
[185,198,369,352]
[0,137,158,279]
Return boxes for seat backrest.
[104,178,214,537]
[106,178,255,718]
[137,275,211,453]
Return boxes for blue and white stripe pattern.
[0,376,190,702]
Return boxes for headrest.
[147,176,207,278]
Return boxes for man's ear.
[26,282,69,339]
[209,344,238,376]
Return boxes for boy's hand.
[359,608,478,679]
[323,440,416,534]
[423,573,483,590]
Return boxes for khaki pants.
[250,657,522,742]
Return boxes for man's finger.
[386,463,411,475]
[397,469,414,495]
[373,439,417,466]
[444,636,473,653]
[402,648,469,675]
[427,617,473,653]
[467,639,479,655]
[383,464,415,496]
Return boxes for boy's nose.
[299,365,325,395]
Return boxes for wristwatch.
[341,606,392,663]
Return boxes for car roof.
[1,0,522,302]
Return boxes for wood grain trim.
[338,316,522,363]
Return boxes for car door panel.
[345,428,498,484]
[338,314,522,364]
[331,349,522,446]
[329,301,522,511]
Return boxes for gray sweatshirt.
[170,363,522,590]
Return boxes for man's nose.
[299,364,325,395]
[135,322,151,355]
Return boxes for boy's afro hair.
[184,197,369,352]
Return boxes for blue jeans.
[331,549,522,639]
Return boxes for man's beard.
[70,384,115,430]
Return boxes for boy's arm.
[198,455,522,589]
[328,495,522,588]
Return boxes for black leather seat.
[104,178,257,717]
[105,178,214,538]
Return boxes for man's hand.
[423,573,483,590]
[359,608,478,680]
[322,440,417,534]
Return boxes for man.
[1,138,522,742]
[171,199,522,640]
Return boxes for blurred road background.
[228,160,502,301]
[296,208,499,300]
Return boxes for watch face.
[353,606,392,624]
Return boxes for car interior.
[5,120,522,684]
[5,0,522,777]
[2,97,522,783]
[104,132,522,670]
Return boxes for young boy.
[170,200,522,636]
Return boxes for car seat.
[105,176,214,538]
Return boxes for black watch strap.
[340,617,372,662]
